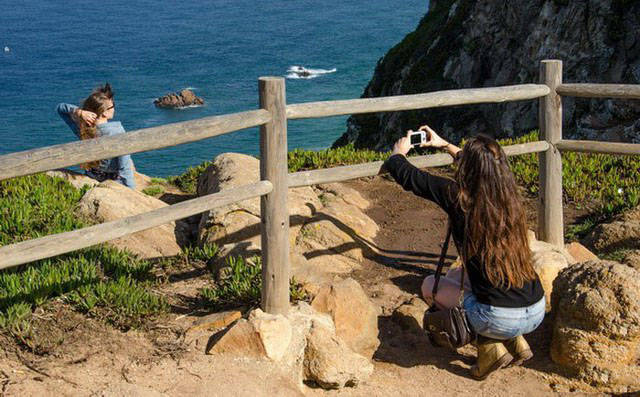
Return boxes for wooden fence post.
[259,77,290,315]
[538,60,564,247]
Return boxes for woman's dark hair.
[455,134,536,289]
[78,83,114,169]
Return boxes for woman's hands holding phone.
[418,124,448,148]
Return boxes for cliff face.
[334,0,640,150]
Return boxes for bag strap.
[431,222,467,306]
[431,222,452,296]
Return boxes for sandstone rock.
[314,183,371,210]
[75,181,184,258]
[565,242,598,263]
[304,321,374,389]
[185,310,242,347]
[311,278,380,359]
[290,253,343,297]
[154,89,204,108]
[622,250,640,271]
[197,153,320,248]
[392,297,429,334]
[207,302,373,390]
[532,249,569,312]
[530,239,575,264]
[583,220,640,252]
[551,260,640,392]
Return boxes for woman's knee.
[421,275,435,301]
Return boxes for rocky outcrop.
[75,180,186,258]
[334,0,640,150]
[154,89,204,108]
[551,260,640,393]
[197,153,378,293]
[311,278,380,360]
[207,302,373,390]
[583,211,640,253]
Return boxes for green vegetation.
[497,131,640,220]
[0,175,166,334]
[288,143,390,172]
[167,160,212,194]
[142,184,165,196]
[199,255,307,310]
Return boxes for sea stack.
[154,89,204,109]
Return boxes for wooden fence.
[1,59,639,315]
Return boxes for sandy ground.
[0,175,605,397]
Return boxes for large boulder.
[207,302,373,390]
[528,232,574,311]
[75,180,185,258]
[197,153,320,250]
[311,278,380,359]
[551,260,640,392]
[583,220,640,253]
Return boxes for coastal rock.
[583,220,640,252]
[46,169,99,189]
[75,180,184,258]
[311,278,380,359]
[197,152,378,287]
[207,302,373,389]
[532,250,568,312]
[154,89,204,108]
[392,297,429,334]
[335,0,640,150]
[551,260,640,392]
[565,242,598,263]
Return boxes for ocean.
[1,0,427,177]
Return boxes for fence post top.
[541,59,563,65]
[259,76,285,82]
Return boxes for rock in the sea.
[311,278,380,359]
[75,180,185,258]
[154,89,204,108]
[551,260,640,392]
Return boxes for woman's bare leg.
[422,267,471,309]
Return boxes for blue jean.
[463,293,545,340]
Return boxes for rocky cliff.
[334,0,640,150]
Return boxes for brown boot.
[504,335,533,367]
[470,336,513,380]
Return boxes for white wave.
[286,65,337,79]
[183,87,197,91]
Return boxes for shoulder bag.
[423,223,474,350]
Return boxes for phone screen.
[410,132,422,145]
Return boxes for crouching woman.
[384,126,545,380]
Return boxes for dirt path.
[0,175,601,396]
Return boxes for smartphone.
[409,130,427,147]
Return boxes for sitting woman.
[384,125,545,380]
[57,83,136,189]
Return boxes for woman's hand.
[73,109,97,126]
[418,124,448,148]
[392,132,413,157]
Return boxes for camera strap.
[431,221,465,301]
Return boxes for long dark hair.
[455,134,536,289]
[78,83,114,170]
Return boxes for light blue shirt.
[56,103,136,189]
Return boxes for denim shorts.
[463,293,546,340]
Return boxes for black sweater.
[384,154,544,308]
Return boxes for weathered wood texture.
[557,140,640,155]
[538,60,564,247]
[556,83,640,99]
[286,84,550,119]
[0,109,271,181]
[259,77,290,315]
[288,141,549,188]
[0,181,273,270]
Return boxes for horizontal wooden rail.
[288,141,549,187]
[0,109,271,182]
[556,84,640,99]
[556,139,640,156]
[0,180,273,270]
[286,84,550,119]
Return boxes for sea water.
[0,0,427,176]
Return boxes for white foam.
[286,65,337,79]
[3,46,9,52]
